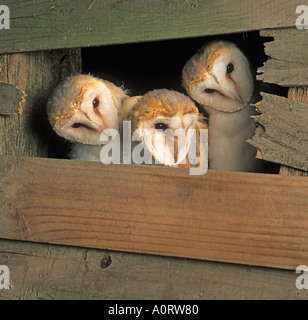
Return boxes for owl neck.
[205,103,260,172]
[70,143,102,161]
[206,103,257,137]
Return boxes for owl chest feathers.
[207,104,258,171]
[70,143,102,161]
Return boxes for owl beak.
[71,119,103,133]
[78,110,110,133]
[220,86,244,105]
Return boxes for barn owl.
[47,74,129,161]
[120,89,208,170]
[182,40,261,172]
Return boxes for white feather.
[69,143,101,161]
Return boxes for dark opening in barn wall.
[47,31,286,173]
[81,31,288,98]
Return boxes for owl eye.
[71,123,93,130]
[204,88,215,94]
[226,63,234,74]
[72,123,83,128]
[155,123,168,131]
[93,98,99,108]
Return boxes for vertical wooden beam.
[0,49,82,299]
[279,87,308,176]
[0,49,81,157]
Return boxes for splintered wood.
[257,29,308,86]
[0,155,308,270]
[249,92,308,172]
[279,87,308,176]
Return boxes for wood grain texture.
[0,0,303,54]
[280,87,308,176]
[0,239,307,300]
[0,82,25,114]
[258,28,308,86]
[249,92,308,172]
[0,49,81,157]
[0,155,308,270]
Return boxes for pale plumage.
[182,40,261,172]
[47,74,129,161]
[120,89,208,168]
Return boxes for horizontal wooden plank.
[1,239,307,300]
[0,155,308,270]
[249,92,308,171]
[0,0,303,54]
[257,28,308,86]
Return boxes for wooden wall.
[0,0,304,54]
[251,29,308,174]
[0,0,308,300]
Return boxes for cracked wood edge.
[249,92,308,171]
[257,28,308,86]
[279,87,308,176]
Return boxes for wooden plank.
[0,155,308,271]
[0,49,81,158]
[249,92,308,171]
[0,239,307,300]
[257,28,308,86]
[0,82,25,115]
[280,87,308,176]
[280,165,308,176]
[0,0,303,54]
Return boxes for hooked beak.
[70,110,107,133]
[219,86,244,105]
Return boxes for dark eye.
[226,63,234,74]
[93,98,99,108]
[204,88,215,94]
[72,123,83,128]
[155,123,168,130]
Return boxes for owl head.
[47,74,129,145]
[182,40,254,113]
[121,89,207,166]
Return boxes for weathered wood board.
[0,49,81,157]
[249,92,308,171]
[0,0,304,54]
[0,239,307,300]
[257,28,308,86]
[0,82,25,115]
[280,87,308,176]
[1,155,308,271]
[0,1,307,300]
